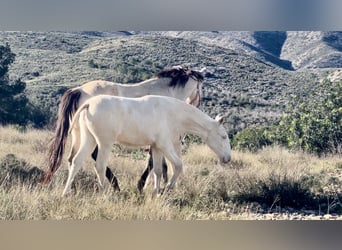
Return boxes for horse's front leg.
[151,147,164,197]
[137,148,154,192]
[162,157,168,184]
[164,141,183,191]
[91,146,120,192]
[137,147,168,193]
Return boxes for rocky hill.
[0,31,340,132]
[281,31,342,69]
[148,31,342,70]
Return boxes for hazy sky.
[0,0,341,30]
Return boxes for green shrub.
[232,127,273,152]
[233,79,341,155]
[0,44,31,126]
[276,79,341,154]
[0,43,51,128]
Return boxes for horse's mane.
[156,66,204,88]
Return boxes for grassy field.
[0,126,341,220]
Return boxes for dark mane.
[156,66,204,88]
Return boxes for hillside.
[281,31,342,69]
[151,31,342,70]
[0,31,338,132]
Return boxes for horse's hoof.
[113,185,121,192]
[137,180,145,193]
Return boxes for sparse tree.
[0,44,30,126]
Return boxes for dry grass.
[0,126,341,220]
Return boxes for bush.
[0,44,31,126]
[0,43,50,128]
[233,79,341,155]
[232,127,273,152]
[0,154,44,188]
[233,173,318,210]
[27,86,68,128]
[276,79,341,154]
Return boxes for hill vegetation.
[232,79,341,154]
[1,31,340,153]
[0,31,332,133]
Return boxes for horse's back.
[84,95,175,146]
[88,94,185,121]
[80,80,119,96]
[88,94,183,111]
[80,94,209,147]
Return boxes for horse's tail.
[42,88,82,184]
[68,103,90,134]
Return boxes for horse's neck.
[118,78,171,98]
[180,106,213,139]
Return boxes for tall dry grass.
[0,126,341,220]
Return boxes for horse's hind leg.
[91,146,120,192]
[62,129,96,196]
[93,144,112,192]
[67,127,80,166]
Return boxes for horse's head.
[206,114,231,164]
[186,67,206,107]
[157,66,205,106]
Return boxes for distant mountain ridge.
[145,31,342,70]
[4,31,341,70]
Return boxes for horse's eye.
[222,135,227,140]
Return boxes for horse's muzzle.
[188,89,201,107]
[220,155,231,164]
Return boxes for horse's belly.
[115,131,154,147]
[112,111,160,146]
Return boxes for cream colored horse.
[44,66,205,190]
[63,95,231,196]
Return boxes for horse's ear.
[215,114,224,124]
[171,65,183,70]
[199,67,206,73]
